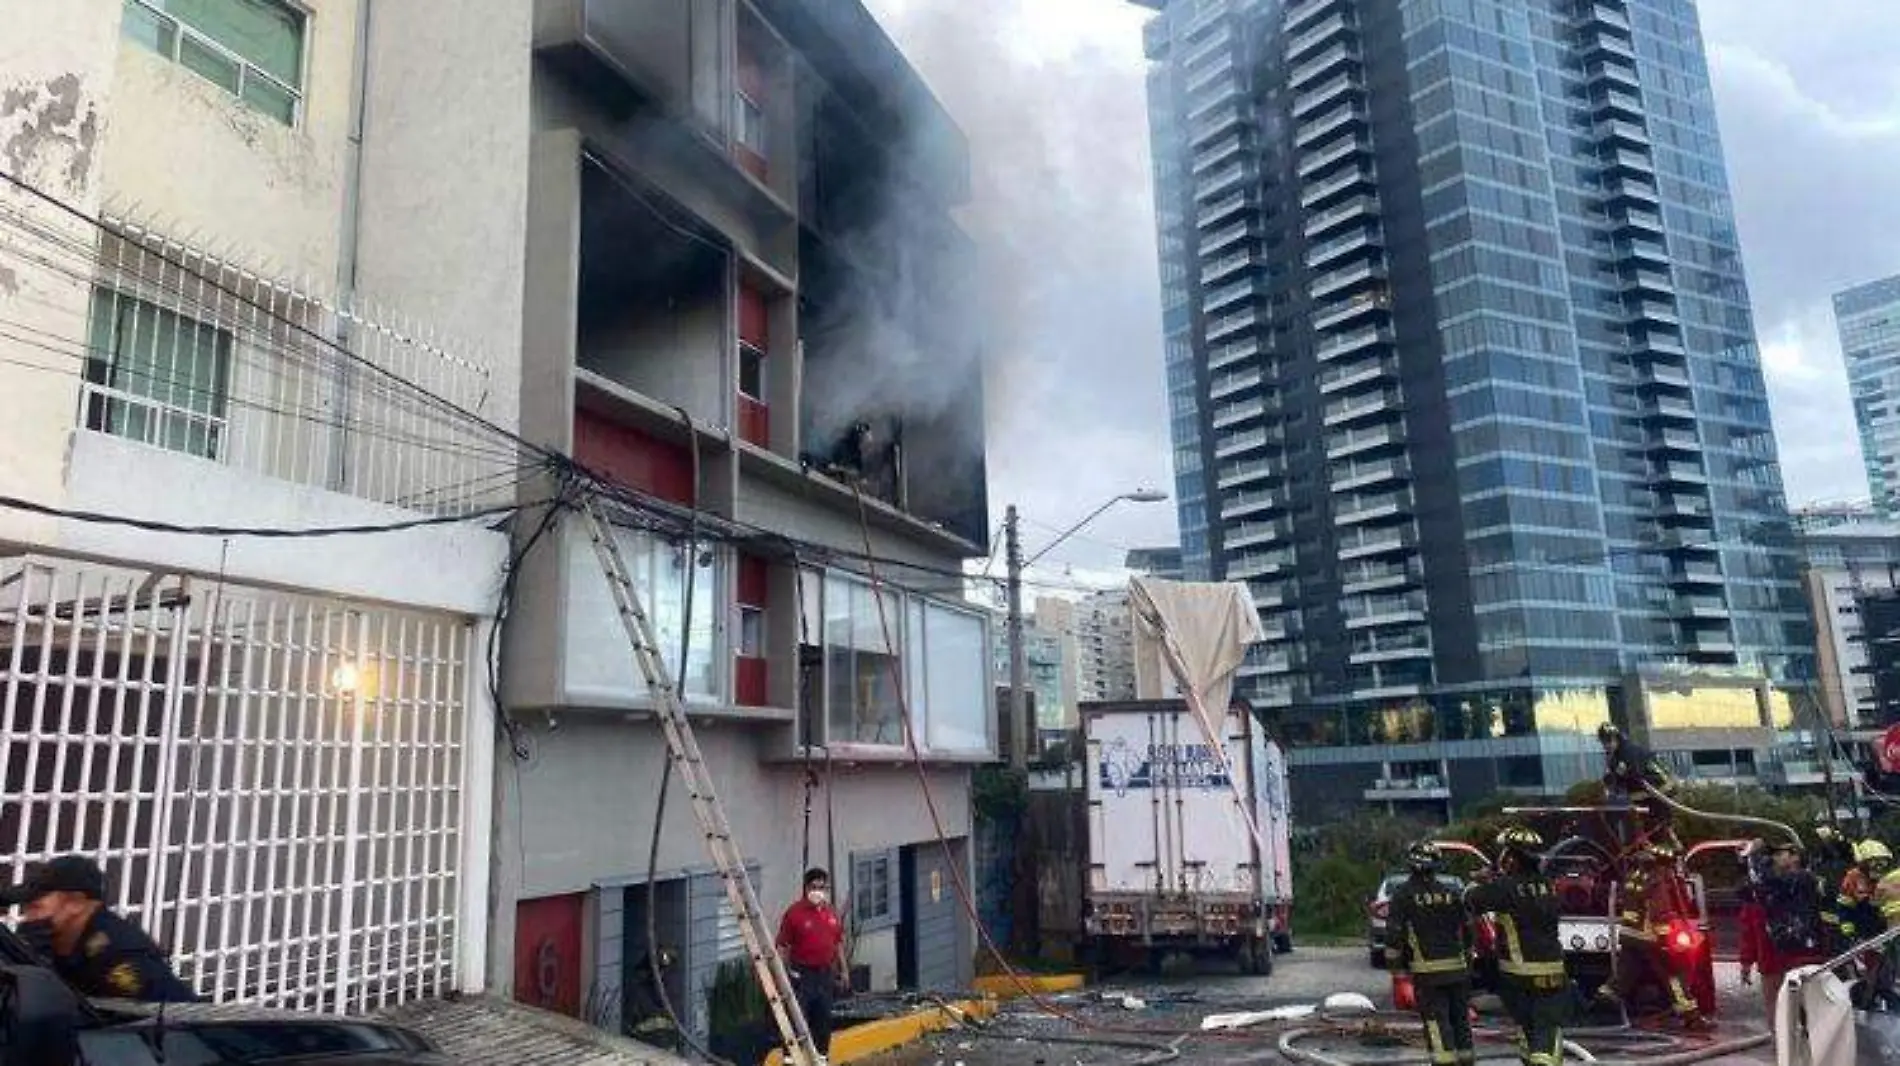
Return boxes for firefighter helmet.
[1407,841,1443,873]
[1495,826,1544,854]
[1855,839,1894,871]
[1596,722,1623,746]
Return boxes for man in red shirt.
[776,867,847,1061]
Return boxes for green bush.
[705,958,769,1033]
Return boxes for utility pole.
[1006,504,1029,770]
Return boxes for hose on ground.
[960,1023,1185,1065]
[1275,1025,1770,1066]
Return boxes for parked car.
[1366,867,1498,991]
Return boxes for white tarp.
[1129,576,1265,711]
[1777,966,1857,1066]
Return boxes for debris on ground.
[1200,1003,1316,1030]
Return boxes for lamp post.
[1005,490,1168,769]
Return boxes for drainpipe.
[328,0,374,492]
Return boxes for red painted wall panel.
[572,409,693,504]
[737,556,770,607]
[736,656,769,708]
[513,893,585,1018]
[738,394,770,448]
[737,283,770,349]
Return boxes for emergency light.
[1665,919,1702,955]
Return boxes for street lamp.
[1005,490,1169,769]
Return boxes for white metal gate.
[0,552,471,1013]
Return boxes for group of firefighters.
[1387,722,1900,1066]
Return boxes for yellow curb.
[763,999,999,1066]
[970,973,1086,1000]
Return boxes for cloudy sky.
[864,0,1900,582]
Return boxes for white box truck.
[1081,697,1293,974]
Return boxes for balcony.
[1208,337,1262,370]
[1311,260,1387,302]
[1604,173,1662,207]
[1318,356,1398,395]
[1657,496,1714,526]
[1335,489,1411,527]
[1671,560,1724,585]
[1193,134,1246,177]
[1344,593,1428,629]
[1190,104,1245,148]
[1199,191,1253,229]
[1203,219,1254,254]
[1202,249,1257,286]
[1683,631,1737,658]
[1289,42,1359,89]
[1215,427,1272,459]
[1305,194,1380,238]
[1627,299,1682,329]
[1363,776,1451,802]
[1205,278,1263,314]
[1577,32,1637,64]
[1228,551,1290,580]
[1298,136,1371,180]
[1611,206,1666,237]
[1197,162,1248,200]
[1644,395,1696,423]
[1184,24,1235,70]
[1207,308,1261,342]
[1338,526,1414,561]
[1185,1,1232,42]
[1323,389,1400,427]
[1288,10,1353,61]
[1602,147,1657,178]
[1217,455,1280,489]
[1185,48,1236,92]
[1613,237,1670,266]
[1592,87,1644,122]
[1316,324,1394,362]
[1222,488,1286,520]
[1645,428,1701,455]
[1638,332,1687,358]
[1579,2,1633,36]
[1341,559,1419,595]
[1641,361,1692,390]
[1213,395,1269,429]
[1285,0,1347,34]
[1297,102,1369,149]
[1331,455,1409,492]
[1314,292,1391,334]
[1306,226,1381,270]
[1619,266,1675,296]
[1596,117,1651,148]
[537,0,726,129]
[1210,366,1263,400]
[1327,424,1400,460]
[1583,58,1640,90]
[1292,71,1359,118]
[1301,163,1377,209]
[1653,460,1709,486]
[1228,520,1289,550]
[1674,594,1730,619]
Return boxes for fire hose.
[1274,1018,1770,1066]
[1640,783,1803,848]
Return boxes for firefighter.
[1604,843,1705,1028]
[1814,823,1856,949]
[1389,842,1475,1066]
[1466,827,1569,1066]
[1596,723,1677,849]
[1834,839,1893,947]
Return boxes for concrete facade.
[496,0,992,1040]
[0,0,530,1007]
[1796,511,1900,733]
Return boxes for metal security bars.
[0,197,520,517]
[0,551,471,1013]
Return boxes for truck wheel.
[1370,947,1386,970]
[1251,937,1275,977]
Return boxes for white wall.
[0,0,122,546]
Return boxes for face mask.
[806,890,828,907]
[16,918,56,960]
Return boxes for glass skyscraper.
[1138,0,1810,813]
[1832,275,1900,517]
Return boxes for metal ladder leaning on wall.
[575,495,821,1066]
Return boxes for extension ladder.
[576,496,820,1066]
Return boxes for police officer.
[1605,843,1703,1027]
[2,855,197,1002]
[1466,827,1569,1066]
[1596,723,1677,849]
[1388,842,1475,1066]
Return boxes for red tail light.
[1666,920,1701,954]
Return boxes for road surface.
[863,946,1775,1066]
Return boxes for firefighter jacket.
[1615,865,1683,942]
[1835,868,1886,942]
[1602,739,1673,799]
[1388,874,1472,986]
[1465,873,1566,983]
[1878,868,1900,927]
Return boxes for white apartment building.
[0,0,527,1014]
[1797,512,1900,733]
[1075,589,1136,703]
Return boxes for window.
[851,850,898,931]
[826,575,907,746]
[736,91,767,157]
[121,0,305,125]
[83,286,232,459]
[738,605,764,658]
[739,342,766,401]
[566,528,720,702]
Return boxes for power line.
[0,492,540,539]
